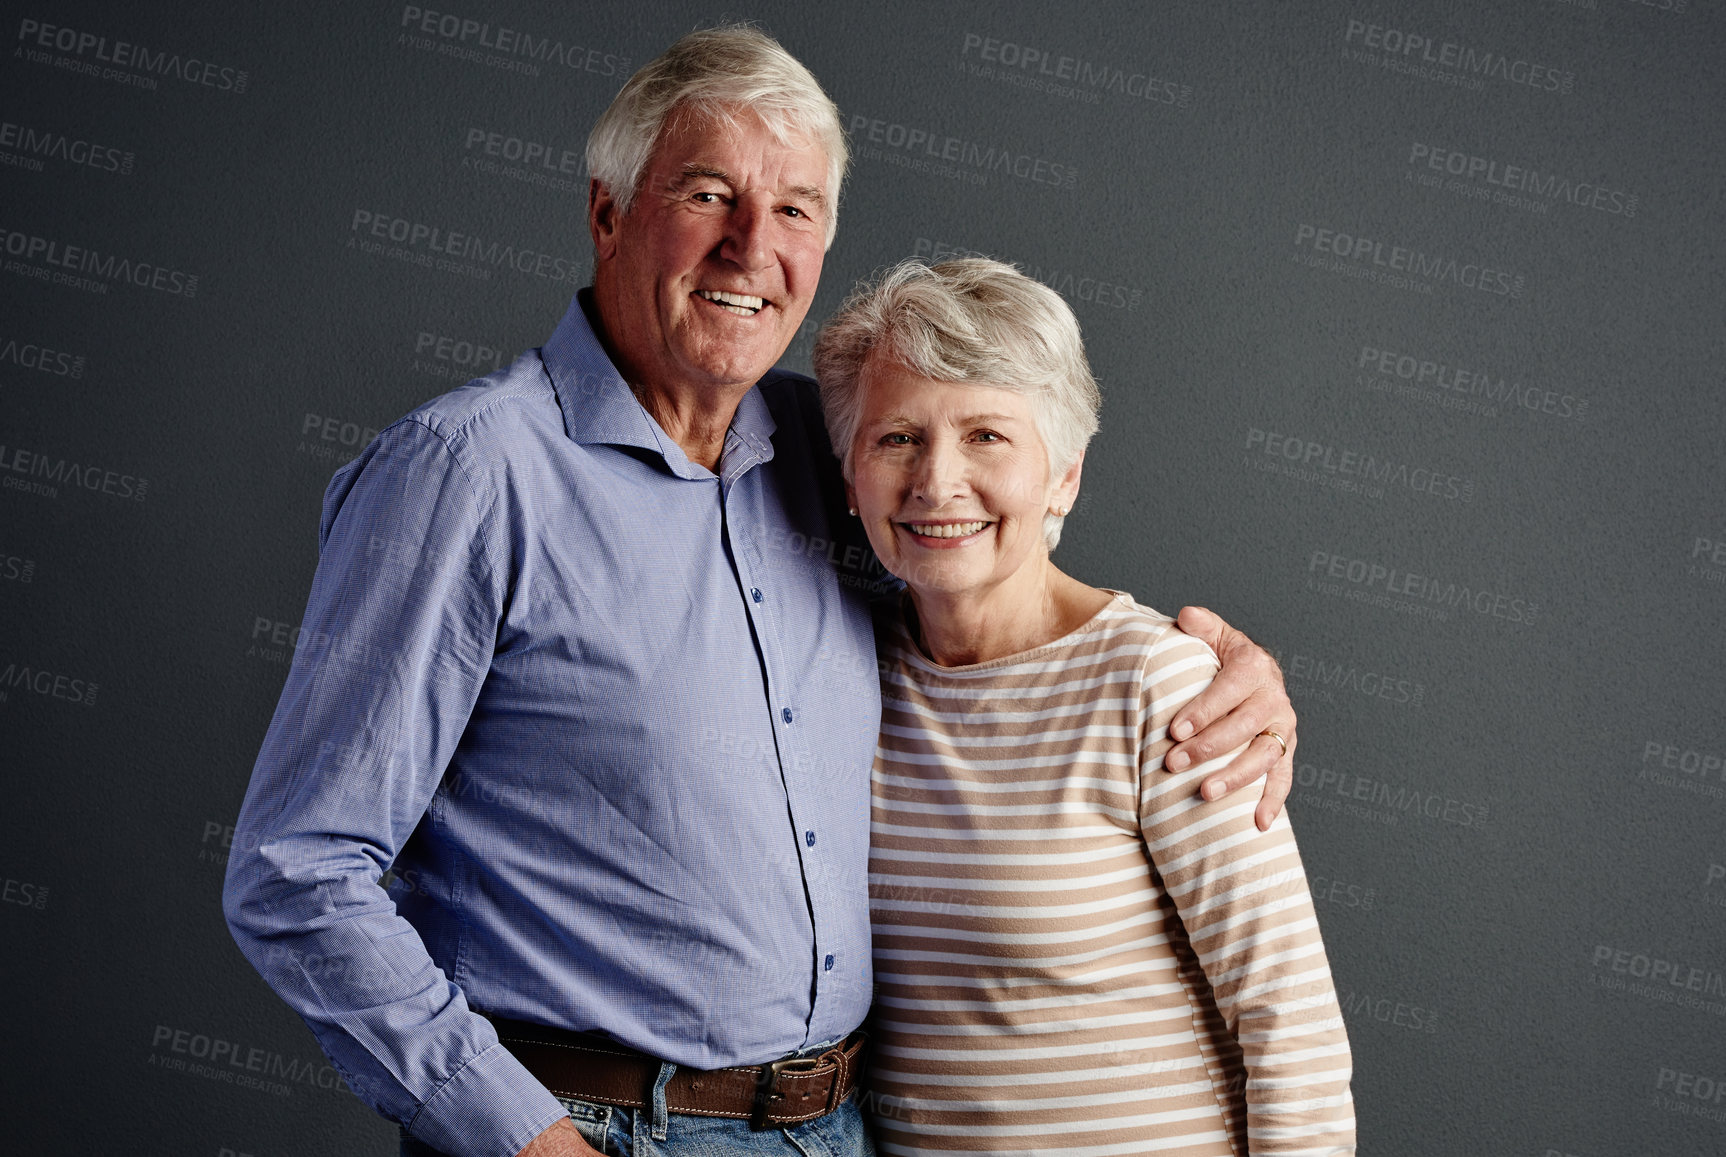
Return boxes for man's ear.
[589,178,620,261]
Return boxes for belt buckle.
[750,1054,821,1130]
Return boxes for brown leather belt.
[484,1015,864,1130]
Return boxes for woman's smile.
[898,519,995,543]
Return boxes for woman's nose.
[911,441,965,505]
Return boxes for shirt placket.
[719,435,837,1049]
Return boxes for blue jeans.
[401,1060,875,1157]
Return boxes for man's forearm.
[222,787,567,1155]
[222,419,565,1156]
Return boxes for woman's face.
[846,356,1082,603]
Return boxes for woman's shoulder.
[1096,592,1223,675]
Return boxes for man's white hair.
[814,257,1102,551]
[586,25,848,248]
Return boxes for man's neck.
[583,291,752,473]
[628,382,745,472]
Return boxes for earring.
[1051,506,1068,517]
[847,507,858,516]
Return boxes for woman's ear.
[1051,449,1086,514]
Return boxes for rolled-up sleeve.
[222,417,566,1157]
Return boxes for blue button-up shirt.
[223,293,890,1157]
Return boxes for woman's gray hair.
[586,25,848,248]
[813,257,1102,550]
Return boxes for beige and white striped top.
[867,593,1355,1156]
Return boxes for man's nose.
[720,199,773,271]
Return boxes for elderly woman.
[813,259,1356,1156]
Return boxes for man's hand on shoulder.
[1165,606,1296,831]
[515,1118,603,1157]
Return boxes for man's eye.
[692,191,721,203]
[782,205,804,218]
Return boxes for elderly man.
[223,26,1297,1157]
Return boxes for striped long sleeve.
[1137,629,1356,1153]
[867,593,1355,1156]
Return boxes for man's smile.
[695,288,767,316]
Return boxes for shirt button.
[781,708,794,724]
[824,954,835,972]
[805,830,816,847]
[751,588,763,603]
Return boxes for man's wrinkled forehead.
[649,102,834,199]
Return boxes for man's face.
[591,107,830,395]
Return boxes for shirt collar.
[542,291,777,481]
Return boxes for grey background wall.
[3,2,1722,1154]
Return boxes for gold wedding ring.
[1260,729,1289,757]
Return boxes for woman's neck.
[907,563,1112,667]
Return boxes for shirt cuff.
[407,1041,568,1157]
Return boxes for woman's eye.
[882,433,913,446]
[974,431,1002,443]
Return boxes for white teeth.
[908,521,990,538]
[697,289,764,315]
